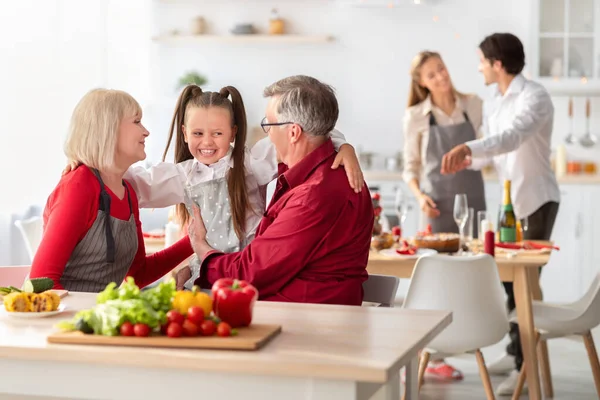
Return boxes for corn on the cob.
[45,291,61,311]
[31,293,56,312]
[3,292,32,312]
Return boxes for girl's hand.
[188,205,212,257]
[62,160,81,176]
[332,144,365,193]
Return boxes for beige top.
[0,292,451,383]
[402,93,484,183]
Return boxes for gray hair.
[263,75,339,137]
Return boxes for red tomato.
[187,306,204,324]
[182,319,199,337]
[166,310,185,325]
[120,321,134,337]
[199,319,216,336]
[391,226,401,236]
[216,322,232,337]
[167,322,183,338]
[133,323,150,337]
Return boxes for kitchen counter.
[364,170,600,184]
[0,292,451,400]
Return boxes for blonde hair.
[64,88,142,171]
[407,51,463,108]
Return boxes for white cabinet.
[533,0,600,94]
[541,185,586,303]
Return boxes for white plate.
[1,304,66,319]
[379,248,438,259]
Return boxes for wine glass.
[394,187,409,227]
[521,216,529,239]
[453,194,469,252]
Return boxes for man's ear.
[493,59,503,72]
[289,123,302,144]
[181,125,188,143]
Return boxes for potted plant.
[176,71,208,90]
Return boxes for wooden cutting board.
[47,324,281,351]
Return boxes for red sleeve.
[198,195,340,297]
[125,185,194,288]
[29,173,98,290]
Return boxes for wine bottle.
[499,180,517,243]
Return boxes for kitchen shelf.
[539,77,600,95]
[152,34,334,44]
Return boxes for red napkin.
[396,248,416,256]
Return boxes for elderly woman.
[402,51,487,381]
[29,89,193,292]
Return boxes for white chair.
[14,216,43,262]
[402,254,509,400]
[512,273,600,399]
[362,274,400,307]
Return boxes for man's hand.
[188,205,213,258]
[174,266,192,290]
[62,160,82,176]
[441,144,472,174]
[332,144,365,193]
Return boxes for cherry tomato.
[216,322,232,337]
[120,321,134,337]
[199,319,216,336]
[167,322,183,338]
[186,306,204,324]
[133,323,150,337]
[166,310,185,325]
[182,319,199,337]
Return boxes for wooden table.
[0,293,451,400]
[368,250,550,400]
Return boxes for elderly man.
[188,75,373,305]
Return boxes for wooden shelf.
[152,34,334,44]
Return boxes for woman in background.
[402,51,487,381]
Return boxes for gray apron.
[420,112,486,234]
[60,168,138,292]
[183,177,249,289]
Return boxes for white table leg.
[404,356,419,400]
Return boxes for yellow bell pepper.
[172,286,213,317]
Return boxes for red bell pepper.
[211,278,259,328]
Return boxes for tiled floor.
[419,329,599,399]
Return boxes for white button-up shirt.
[466,74,560,219]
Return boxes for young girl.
[123,84,363,289]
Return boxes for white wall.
[0,0,152,264]
[146,0,536,164]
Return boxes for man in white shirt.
[441,32,560,396]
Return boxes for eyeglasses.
[260,116,296,134]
